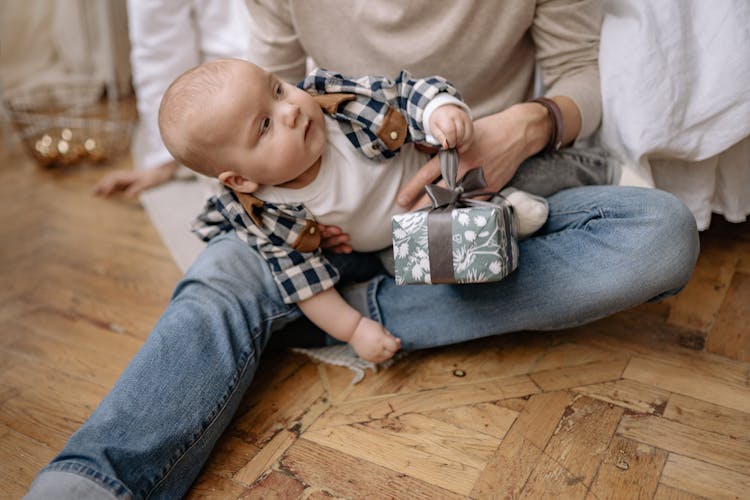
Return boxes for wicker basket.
[3,81,135,167]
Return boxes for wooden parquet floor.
[1,134,749,499]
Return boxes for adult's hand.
[93,161,179,198]
[397,101,558,210]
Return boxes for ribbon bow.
[424,149,496,209]
[418,149,513,284]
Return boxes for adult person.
[26,1,700,498]
[92,0,249,198]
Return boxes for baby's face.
[205,61,325,189]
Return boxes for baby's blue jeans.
[25,181,699,499]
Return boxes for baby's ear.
[218,171,258,193]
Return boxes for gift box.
[392,150,519,285]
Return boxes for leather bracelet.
[528,97,563,154]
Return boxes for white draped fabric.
[598,0,750,229]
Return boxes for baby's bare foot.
[350,317,401,363]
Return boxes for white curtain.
[0,0,130,93]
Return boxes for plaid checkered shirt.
[192,68,462,304]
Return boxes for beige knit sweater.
[246,0,603,139]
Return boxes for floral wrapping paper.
[392,203,518,285]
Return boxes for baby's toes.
[383,335,401,352]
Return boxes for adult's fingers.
[124,179,147,198]
[93,173,128,197]
[397,153,441,208]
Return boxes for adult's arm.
[93,0,201,197]
[398,0,603,209]
[246,0,307,83]
[127,0,201,171]
[532,0,602,140]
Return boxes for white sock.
[500,187,548,238]
[617,158,654,188]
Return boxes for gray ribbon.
[424,149,506,283]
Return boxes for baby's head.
[159,58,326,193]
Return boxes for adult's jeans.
[25,185,699,499]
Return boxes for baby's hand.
[349,316,401,363]
[429,105,474,152]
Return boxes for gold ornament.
[84,137,106,162]
[31,134,59,167]
[57,139,70,155]
[56,139,80,165]
[33,140,54,167]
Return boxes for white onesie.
[254,116,430,252]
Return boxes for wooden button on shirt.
[292,220,321,252]
[377,107,407,151]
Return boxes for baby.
[158,58,546,363]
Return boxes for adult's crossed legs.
[27,186,698,499]
[344,186,699,349]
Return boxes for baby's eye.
[274,82,283,97]
[260,117,271,135]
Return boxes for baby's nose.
[283,103,300,127]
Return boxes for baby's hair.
[158,59,236,176]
